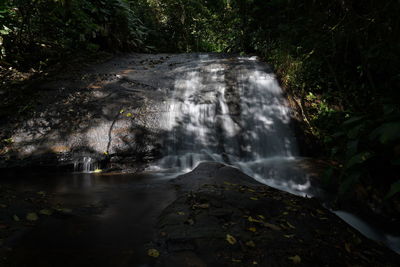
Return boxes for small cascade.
[73,156,99,173]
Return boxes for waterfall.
[151,54,314,196]
[73,156,99,173]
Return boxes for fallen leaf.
[13,215,20,221]
[39,209,52,216]
[345,243,351,253]
[226,234,237,245]
[186,218,195,225]
[264,222,281,231]
[257,215,265,220]
[57,208,72,213]
[193,203,209,209]
[286,222,296,229]
[232,258,242,263]
[177,211,185,215]
[253,261,258,265]
[147,248,160,258]
[316,209,325,215]
[284,234,295,238]
[126,113,133,117]
[160,232,167,237]
[26,212,38,221]
[119,109,124,114]
[248,227,257,232]
[37,191,46,196]
[248,216,262,223]
[245,240,256,247]
[288,255,301,264]
[250,197,258,201]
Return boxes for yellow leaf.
[226,234,237,245]
[119,109,124,114]
[147,249,160,258]
[257,215,265,220]
[245,240,256,247]
[250,197,258,201]
[177,211,185,215]
[253,261,258,265]
[284,234,294,238]
[39,209,52,215]
[264,222,281,231]
[193,203,209,209]
[232,258,241,263]
[316,209,325,215]
[93,169,102,173]
[248,216,262,223]
[344,243,351,253]
[286,222,296,229]
[288,255,301,264]
[248,227,257,232]
[26,212,38,221]
[126,113,133,117]
[103,151,109,155]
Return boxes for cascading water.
[149,54,400,252]
[73,156,99,173]
[152,54,315,196]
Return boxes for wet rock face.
[0,54,193,170]
[152,162,400,266]
[0,53,298,173]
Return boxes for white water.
[150,54,315,196]
[147,54,400,253]
[73,156,99,173]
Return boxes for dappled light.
[151,54,309,195]
[0,0,399,265]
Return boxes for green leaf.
[288,255,301,264]
[147,248,160,258]
[342,116,365,126]
[386,180,400,199]
[339,173,361,195]
[39,209,52,216]
[346,140,359,158]
[346,152,372,169]
[26,212,38,221]
[369,122,400,144]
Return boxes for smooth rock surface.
[152,162,400,266]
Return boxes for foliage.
[0,0,148,70]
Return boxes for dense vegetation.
[1,0,399,201]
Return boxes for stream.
[1,54,399,266]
